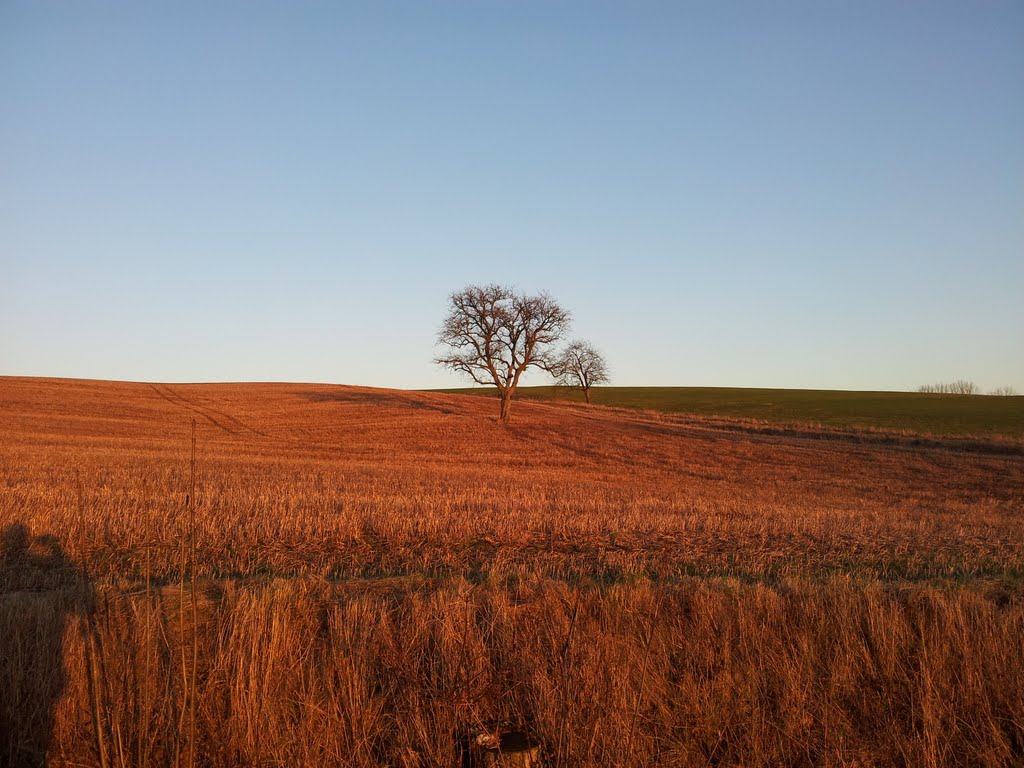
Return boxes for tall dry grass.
[1,578,1021,767]
[1,377,1022,766]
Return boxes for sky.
[2,1,1022,392]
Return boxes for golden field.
[1,376,1023,767]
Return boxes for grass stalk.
[188,419,198,768]
[623,593,663,761]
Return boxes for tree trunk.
[584,387,591,404]
[499,390,512,423]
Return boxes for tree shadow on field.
[0,523,91,768]
[296,388,460,415]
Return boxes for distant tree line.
[917,381,1018,396]
[917,380,980,395]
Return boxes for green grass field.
[434,386,1024,438]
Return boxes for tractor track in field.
[181,390,270,439]
[149,384,269,439]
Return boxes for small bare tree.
[950,380,979,395]
[989,386,1018,396]
[554,340,609,404]
[435,284,571,422]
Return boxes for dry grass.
[2,578,1022,767]
[1,376,1023,766]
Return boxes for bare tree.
[950,380,979,395]
[553,340,609,404]
[435,284,571,422]
[989,386,1018,396]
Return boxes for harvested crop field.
[2,376,1023,767]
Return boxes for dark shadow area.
[295,388,459,415]
[0,524,89,768]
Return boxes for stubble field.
[1,377,1023,767]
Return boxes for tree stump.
[474,730,541,768]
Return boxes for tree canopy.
[435,284,571,422]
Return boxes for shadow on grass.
[0,524,91,768]
[295,388,460,415]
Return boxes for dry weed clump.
[1,377,1023,766]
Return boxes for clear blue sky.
[2,1,1022,392]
